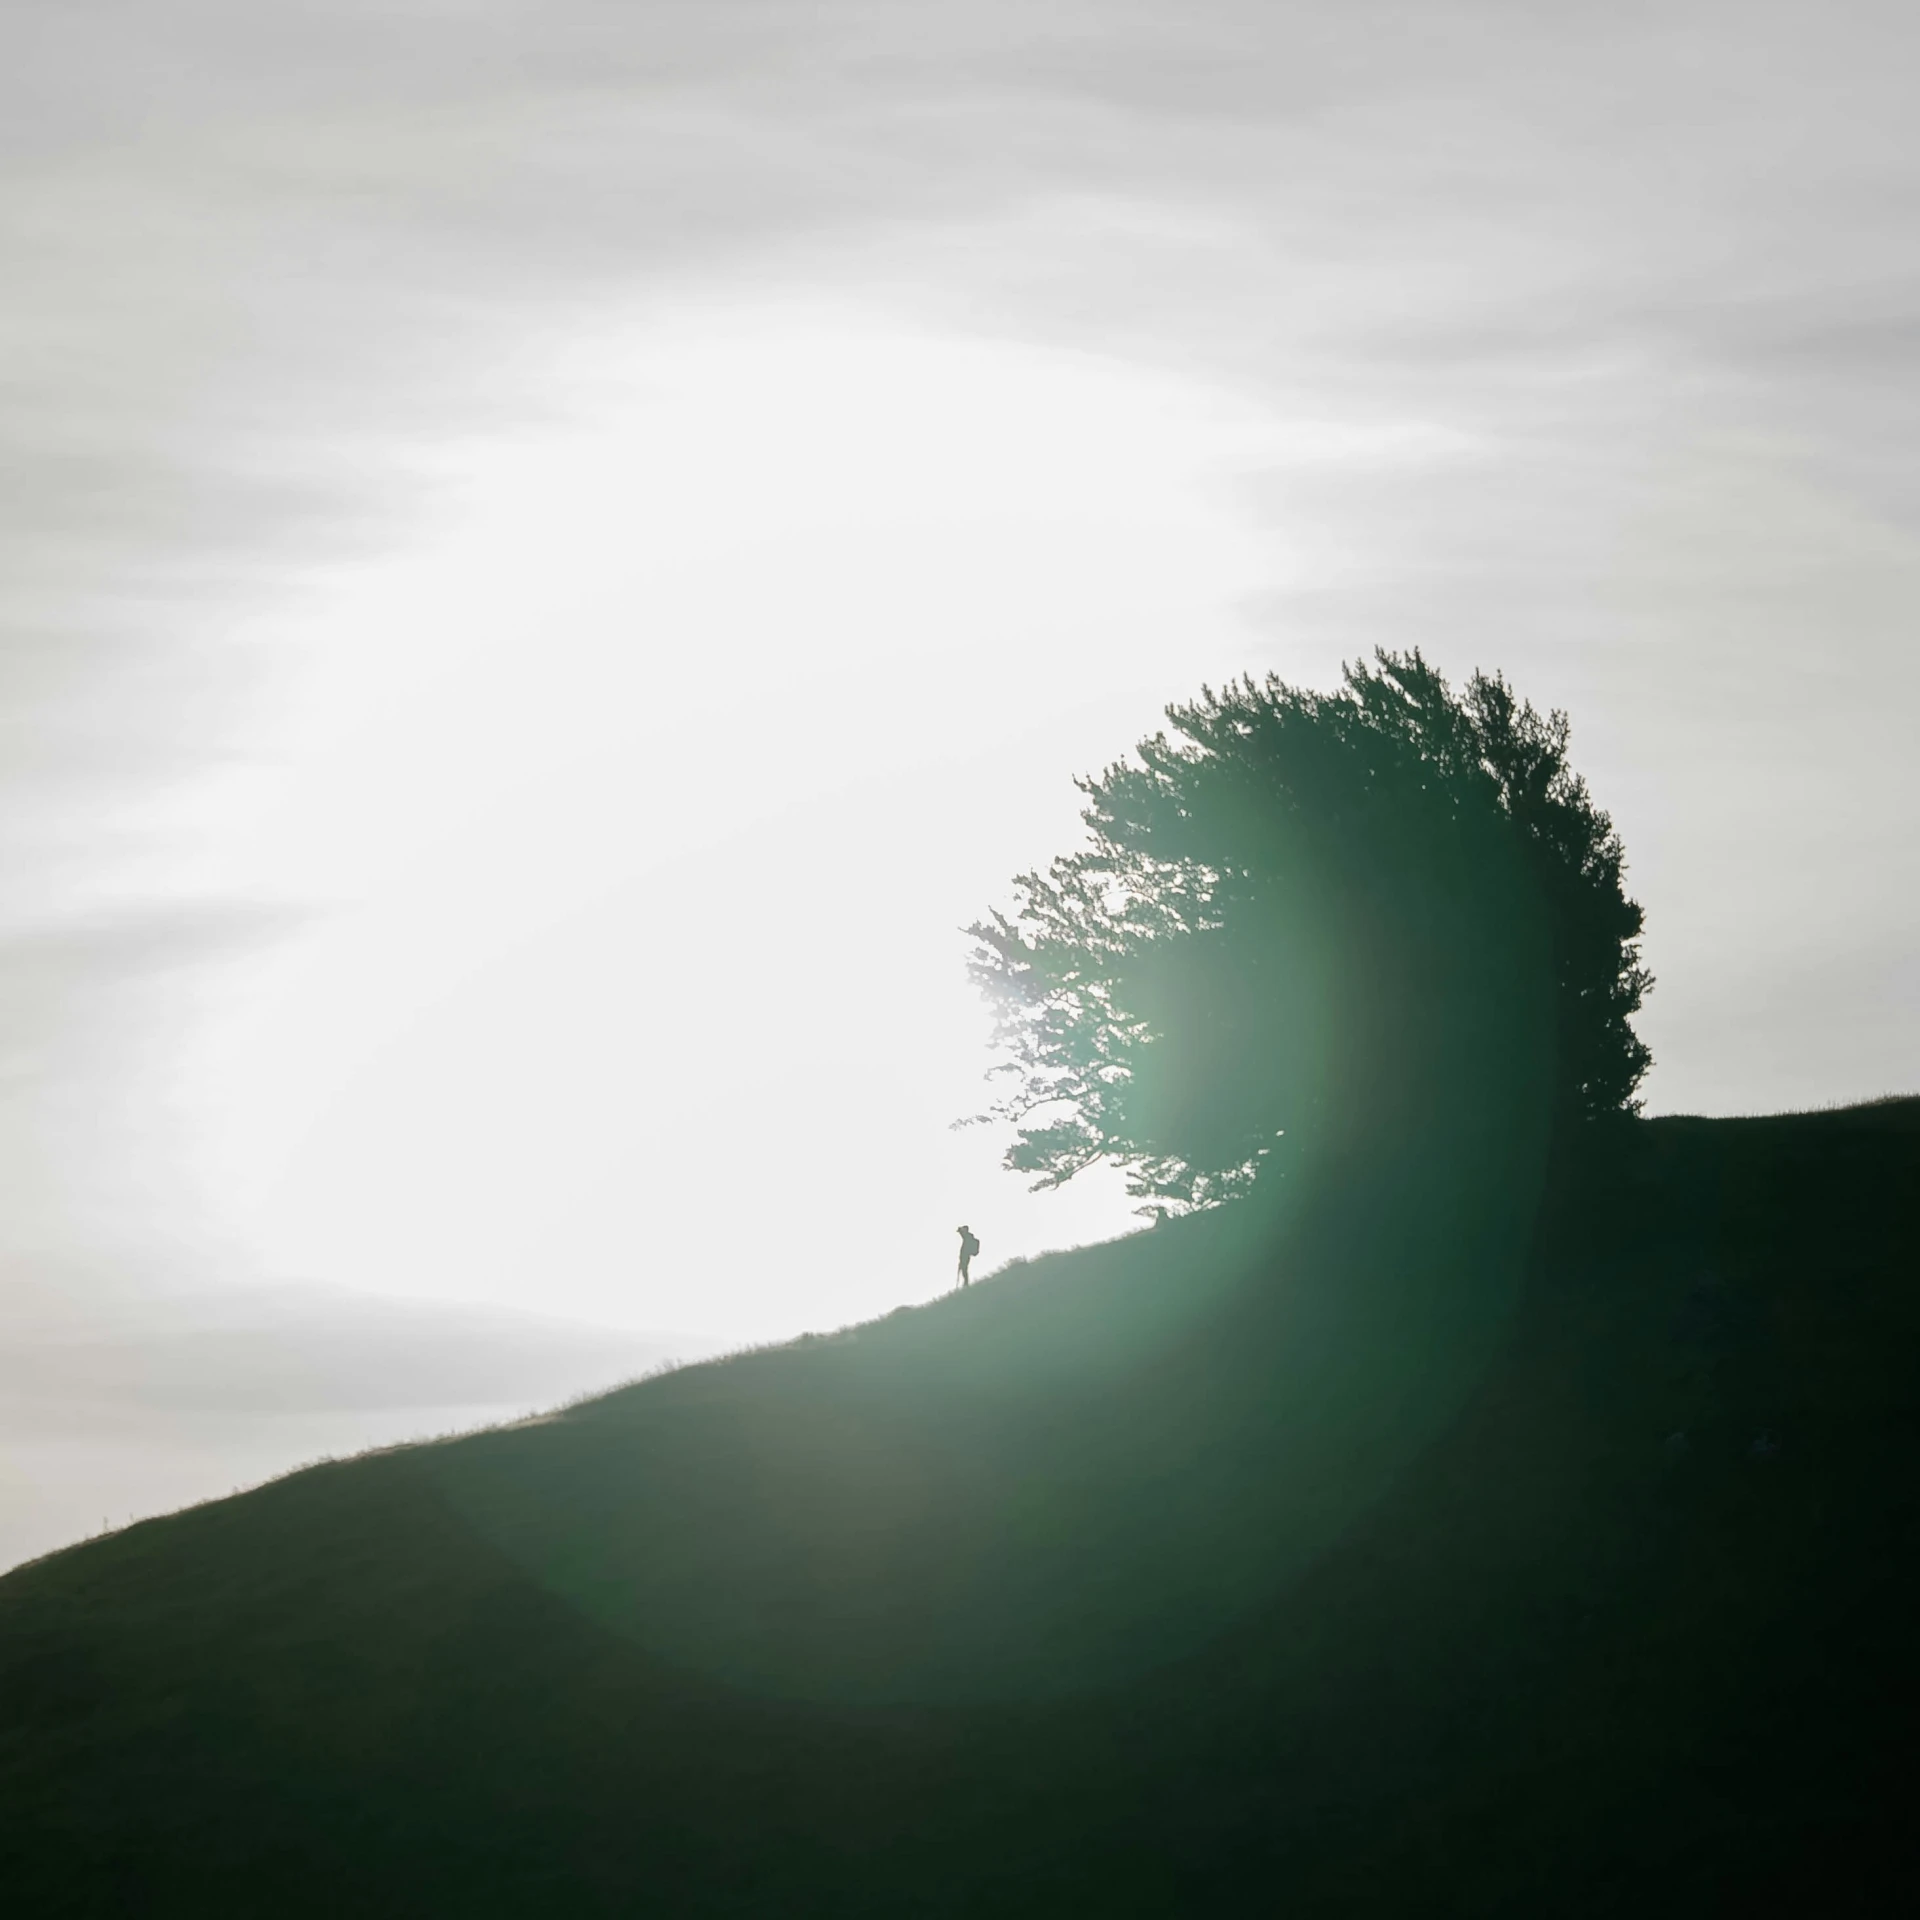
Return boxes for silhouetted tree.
[968,651,1651,1208]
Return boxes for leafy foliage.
[968,650,1651,1206]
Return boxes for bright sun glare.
[194,304,1294,1341]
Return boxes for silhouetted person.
[956,1224,980,1289]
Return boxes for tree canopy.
[967,651,1652,1209]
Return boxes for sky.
[4,0,1918,1570]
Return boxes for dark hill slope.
[3,1100,1917,1915]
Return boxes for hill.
[3,1098,1917,1914]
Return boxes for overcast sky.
[5,0,1918,1570]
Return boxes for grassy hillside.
[3,1099,1917,1915]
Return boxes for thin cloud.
[1,0,1916,1565]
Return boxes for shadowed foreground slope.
[3,1100,1918,1915]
